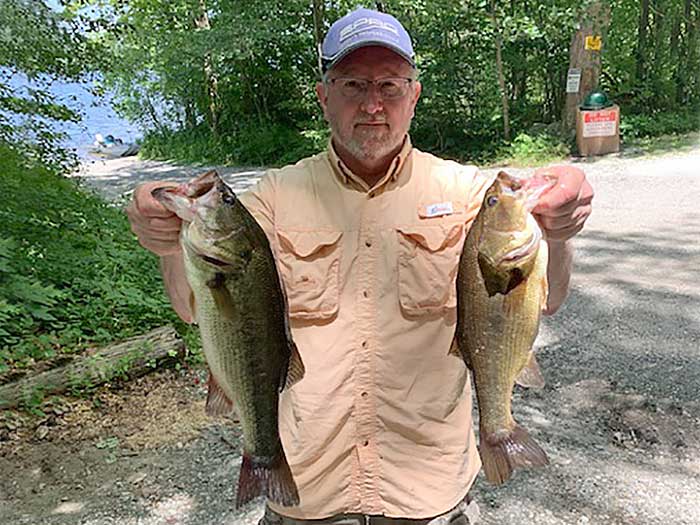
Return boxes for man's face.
[316,46,421,164]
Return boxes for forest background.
[0,0,699,394]
[4,0,700,170]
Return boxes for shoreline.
[71,156,266,200]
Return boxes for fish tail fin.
[235,450,299,509]
[479,425,549,485]
[267,449,300,507]
[235,454,266,509]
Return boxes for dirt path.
[2,142,699,525]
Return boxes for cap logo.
[339,17,399,43]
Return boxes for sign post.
[566,68,582,94]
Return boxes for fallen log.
[0,326,185,410]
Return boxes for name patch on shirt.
[422,201,454,218]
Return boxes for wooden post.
[562,1,611,138]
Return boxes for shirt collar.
[328,135,413,192]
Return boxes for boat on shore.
[88,133,140,159]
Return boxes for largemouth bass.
[453,170,553,485]
[153,170,304,508]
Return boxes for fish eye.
[486,195,499,207]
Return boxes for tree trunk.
[312,0,325,77]
[673,0,687,103]
[0,326,185,410]
[635,0,651,83]
[490,0,510,141]
[185,100,197,130]
[561,0,611,138]
[144,94,165,133]
[693,0,700,103]
[650,0,665,91]
[195,0,220,136]
[679,0,700,104]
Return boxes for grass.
[620,131,700,157]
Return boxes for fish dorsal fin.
[516,352,545,389]
[280,343,305,392]
[205,371,235,416]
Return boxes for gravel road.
[2,141,699,525]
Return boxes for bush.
[0,142,188,372]
[140,122,329,167]
[620,110,700,139]
[503,131,570,166]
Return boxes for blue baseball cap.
[321,8,415,73]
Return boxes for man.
[127,7,593,525]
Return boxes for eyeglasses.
[327,77,414,100]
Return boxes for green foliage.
[141,122,329,167]
[503,132,571,166]
[619,110,700,139]
[0,142,192,373]
[57,0,697,167]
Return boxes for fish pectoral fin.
[206,273,236,320]
[478,252,510,296]
[448,336,461,357]
[448,337,472,368]
[188,291,197,324]
[515,352,545,389]
[205,371,235,416]
[280,342,305,392]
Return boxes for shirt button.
[362,290,369,298]
[365,239,372,248]
[363,440,369,447]
[361,391,368,398]
[369,192,375,199]
[361,341,368,348]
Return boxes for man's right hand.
[126,181,195,324]
[126,181,182,256]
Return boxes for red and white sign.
[582,108,618,137]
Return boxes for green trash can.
[576,90,620,156]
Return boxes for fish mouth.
[501,227,541,264]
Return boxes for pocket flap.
[277,229,343,258]
[397,222,463,252]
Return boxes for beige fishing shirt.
[238,136,492,520]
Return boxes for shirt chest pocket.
[396,222,465,316]
[276,229,343,320]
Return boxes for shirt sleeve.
[462,168,494,226]
[238,171,276,245]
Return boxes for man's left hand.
[531,165,594,242]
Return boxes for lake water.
[7,73,143,159]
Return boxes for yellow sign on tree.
[585,35,602,51]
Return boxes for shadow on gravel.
[475,225,700,524]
